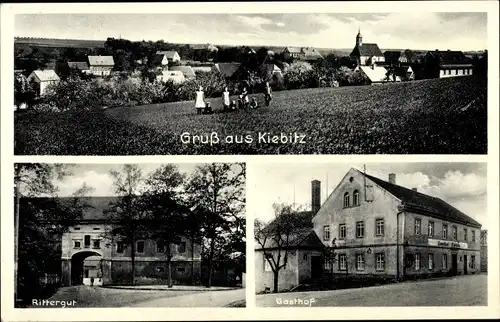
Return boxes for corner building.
[312,168,481,280]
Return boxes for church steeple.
[356,27,362,47]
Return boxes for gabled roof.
[350,43,384,58]
[395,65,413,77]
[151,54,169,66]
[88,55,115,66]
[265,64,282,73]
[29,69,60,82]
[357,170,482,228]
[191,43,219,51]
[285,47,302,53]
[359,65,390,83]
[301,47,323,60]
[67,61,90,70]
[156,51,179,59]
[257,228,324,250]
[170,65,196,78]
[426,50,471,66]
[214,63,242,78]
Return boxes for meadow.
[14,75,487,155]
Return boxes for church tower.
[356,28,363,47]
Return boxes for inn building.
[256,168,482,292]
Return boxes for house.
[191,43,219,52]
[156,70,186,84]
[424,50,474,78]
[395,65,415,81]
[282,47,302,60]
[26,70,60,96]
[356,65,397,84]
[27,196,202,287]
[67,62,90,74]
[214,63,242,79]
[191,44,219,62]
[191,66,213,73]
[300,47,323,61]
[170,66,196,79]
[256,168,482,292]
[383,50,417,66]
[265,64,283,76]
[480,230,487,272]
[156,51,181,63]
[87,55,114,76]
[349,29,385,66]
[151,54,170,70]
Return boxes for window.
[415,253,421,270]
[375,219,384,236]
[464,229,468,242]
[443,224,448,239]
[472,230,476,243]
[353,190,360,206]
[156,266,165,273]
[136,241,145,253]
[356,221,364,238]
[443,254,448,269]
[471,255,476,269]
[428,253,434,270]
[323,226,330,241]
[303,254,308,261]
[356,254,365,271]
[74,241,81,248]
[343,192,350,208]
[178,242,186,253]
[84,235,91,248]
[73,227,81,230]
[414,219,421,235]
[117,242,124,253]
[452,226,457,240]
[428,221,434,237]
[156,240,165,253]
[339,224,346,239]
[93,240,100,249]
[324,260,331,270]
[93,227,100,230]
[338,254,347,270]
[376,253,385,271]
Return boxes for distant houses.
[87,55,114,76]
[156,51,181,64]
[170,65,196,79]
[282,47,323,61]
[27,70,60,96]
[424,50,474,78]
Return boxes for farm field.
[14,76,487,155]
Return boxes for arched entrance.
[70,251,103,286]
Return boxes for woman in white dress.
[222,87,230,112]
[195,86,205,115]
[241,87,249,109]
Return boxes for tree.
[14,73,36,110]
[185,163,245,288]
[105,165,146,285]
[143,164,187,288]
[283,61,315,89]
[254,203,304,293]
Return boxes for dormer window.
[343,192,350,208]
[353,190,360,206]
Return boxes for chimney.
[388,173,396,184]
[412,188,418,192]
[311,180,321,214]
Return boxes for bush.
[178,71,227,100]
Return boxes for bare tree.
[254,203,304,293]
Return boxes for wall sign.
[428,238,468,249]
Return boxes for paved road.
[129,288,246,307]
[256,274,487,307]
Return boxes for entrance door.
[464,255,468,275]
[451,254,458,275]
[311,256,323,279]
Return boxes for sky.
[14,12,487,50]
[251,163,487,226]
[32,163,201,197]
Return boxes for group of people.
[195,82,272,115]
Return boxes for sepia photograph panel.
[13,11,487,155]
[14,162,246,308]
[252,162,487,306]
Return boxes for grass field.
[15,75,487,155]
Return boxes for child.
[230,100,237,111]
[195,86,205,115]
[264,82,272,106]
[222,87,230,112]
[241,87,249,109]
[250,97,258,109]
[203,102,214,114]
